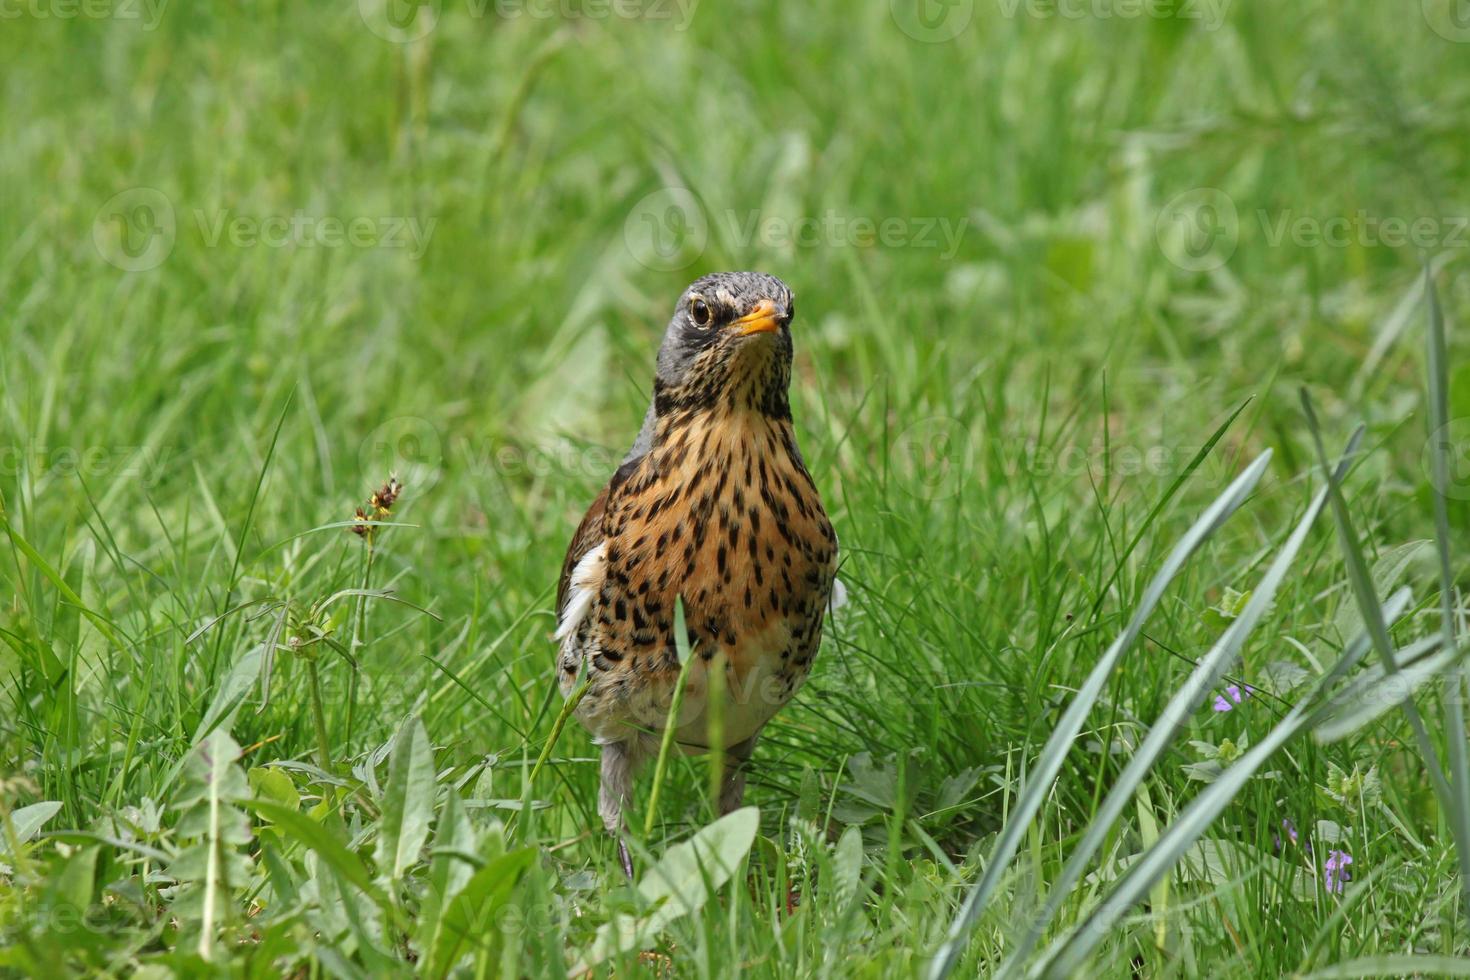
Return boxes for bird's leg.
[599,740,636,881]
[718,734,760,815]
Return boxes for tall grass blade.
[1423,266,1470,910]
[1299,954,1470,979]
[1313,634,1458,742]
[1004,431,1359,975]
[927,450,1272,980]
[645,596,698,837]
[1037,590,1417,978]
[1299,391,1459,823]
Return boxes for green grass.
[4,1,1470,975]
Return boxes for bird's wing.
[556,482,610,621]
[555,454,644,624]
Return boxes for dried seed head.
[350,476,402,544]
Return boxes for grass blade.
[645,596,698,837]
[1312,635,1458,742]
[926,450,1273,980]
[1037,590,1417,978]
[1005,432,1359,975]
[1299,954,1470,979]
[1424,267,1470,912]
[1299,391,1460,827]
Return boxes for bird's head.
[651,271,796,421]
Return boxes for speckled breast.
[572,409,837,748]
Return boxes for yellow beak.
[733,299,784,336]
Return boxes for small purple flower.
[1212,684,1256,712]
[1324,850,1354,894]
[1274,818,1299,852]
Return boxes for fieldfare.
[555,271,838,877]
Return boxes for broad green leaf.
[832,825,865,915]
[244,800,390,914]
[248,767,300,812]
[3,801,62,851]
[375,714,435,881]
[171,728,252,961]
[416,789,478,962]
[43,844,98,926]
[192,644,264,744]
[422,848,537,979]
[574,807,760,973]
[1330,540,1429,649]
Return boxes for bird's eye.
[690,297,712,327]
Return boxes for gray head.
[624,271,797,460]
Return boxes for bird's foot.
[617,837,635,882]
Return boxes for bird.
[554,271,838,878]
